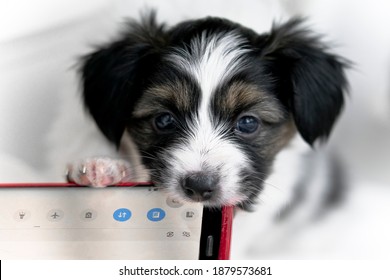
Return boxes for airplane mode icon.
[51,212,60,219]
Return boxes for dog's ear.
[80,12,167,146]
[257,18,348,145]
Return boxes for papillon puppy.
[66,11,348,211]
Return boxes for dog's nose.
[182,172,218,201]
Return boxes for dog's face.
[81,13,347,208]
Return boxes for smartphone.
[0,183,233,260]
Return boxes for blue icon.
[147,208,166,222]
[113,208,131,222]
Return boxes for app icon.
[81,209,97,221]
[19,211,26,219]
[113,208,132,222]
[186,211,195,218]
[181,208,198,221]
[47,209,64,222]
[14,209,30,221]
[147,208,166,222]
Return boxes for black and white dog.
[66,11,347,211]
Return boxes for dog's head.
[80,12,348,208]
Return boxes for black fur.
[258,18,348,145]
[81,12,168,146]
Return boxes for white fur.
[163,32,253,205]
[168,31,250,101]
[164,122,250,205]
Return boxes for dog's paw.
[66,157,134,187]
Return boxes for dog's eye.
[154,112,176,133]
[235,115,260,135]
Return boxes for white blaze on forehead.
[168,31,250,109]
[167,30,251,130]
[165,32,252,205]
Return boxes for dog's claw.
[80,165,87,175]
[66,158,133,187]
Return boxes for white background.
[1,0,390,259]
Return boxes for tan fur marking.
[132,82,193,118]
[223,82,285,123]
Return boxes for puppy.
[66,11,347,210]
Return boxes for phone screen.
[0,184,220,259]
